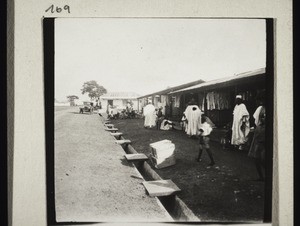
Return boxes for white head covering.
[236,95,242,99]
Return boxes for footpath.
[54,108,172,222]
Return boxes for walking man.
[196,116,215,166]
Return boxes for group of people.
[106,103,137,120]
[143,99,216,166]
[181,99,216,166]
[143,94,266,180]
[232,94,266,181]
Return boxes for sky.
[55,18,266,102]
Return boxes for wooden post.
[183,94,186,113]
[204,92,207,115]
[170,96,173,117]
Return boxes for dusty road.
[54,106,172,222]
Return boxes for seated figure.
[160,118,175,131]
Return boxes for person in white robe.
[160,118,175,130]
[143,102,157,128]
[253,105,263,127]
[231,95,250,149]
[183,104,202,136]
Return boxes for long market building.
[138,68,266,127]
[137,79,205,115]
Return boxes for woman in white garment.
[231,95,250,150]
[183,99,202,137]
[143,101,157,128]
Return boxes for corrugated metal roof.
[137,78,205,99]
[170,68,266,94]
[100,92,140,100]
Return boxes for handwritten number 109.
[45,5,70,13]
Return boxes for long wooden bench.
[124,153,148,161]
[115,139,131,145]
[110,132,123,139]
[105,128,118,132]
[142,179,181,197]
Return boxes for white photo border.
[8,1,293,226]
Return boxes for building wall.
[100,98,138,112]
[138,97,151,113]
[101,99,108,111]
[138,95,169,114]
[54,102,69,107]
[132,100,138,111]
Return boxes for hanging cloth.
[175,95,181,108]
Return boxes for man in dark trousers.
[196,116,215,166]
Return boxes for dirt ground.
[113,118,265,222]
[54,107,172,222]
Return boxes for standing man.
[156,107,164,129]
[143,101,156,128]
[89,102,94,114]
[231,95,250,150]
[183,98,202,137]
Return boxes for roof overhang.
[169,68,266,95]
[100,97,138,100]
[137,79,205,99]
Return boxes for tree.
[66,95,79,106]
[81,80,107,100]
[66,95,79,101]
